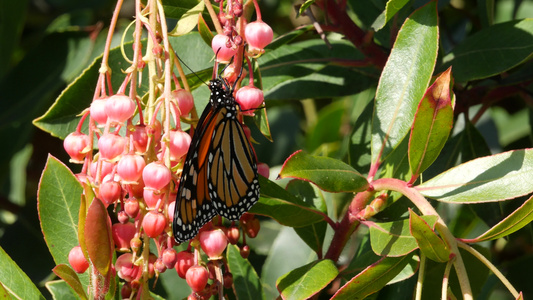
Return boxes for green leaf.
[417,149,533,203]
[0,246,45,300]
[169,0,205,36]
[371,1,438,164]
[277,259,338,299]
[45,280,79,299]
[409,67,454,177]
[371,0,410,31]
[227,245,265,300]
[84,197,113,277]
[298,0,316,16]
[279,151,369,193]
[250,176,324,227]
[197,13,214,47]
[259,39,377,100]
[409,210,450,262]
[331,253,415,300]
[266,25,313,51]
[368,215,438,256]
[441,19,533,83]
[38,155,83,265]
[466,194,533,242]
[52,264,88,300]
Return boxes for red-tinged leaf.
[52,264,88,300]
[197,12,214,47]
[409,210,450,262]
[250,176,324,227]
[38,155,83,265]
[331,253,414,300]
[417,149,533,203]
[278,150,368,193]
[462,194,533,243]
[371,1,438,165]
[0,246,45,299]
[367,215,438,257]
[78,179,95,258]
[227,245,265,299]
[84,198,113,277]
[409,68,454,178]
[277,260,338,300]
[0,282,11,299]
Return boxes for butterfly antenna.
[173,49,208,87]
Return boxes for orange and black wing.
[173,104,220,243]
[206,106,260,221]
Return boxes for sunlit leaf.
[371,0,410,31]
[0,246,44,299]
[464,194,533,242]
[417,149,533,203]
[277,260,338,300]
[441,19,533,82]
[371,1,438,164]
[227,245,265,299]
[332,253,415,300]
[409,67,454,177]
[52,264,88,300]
[409,210,450,262]
[367,215,438,256]
[279,150,368,193]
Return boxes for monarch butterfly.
[172,70,260,243]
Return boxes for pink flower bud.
[68,245,89,273]
[105,94,136,124]
[64,132,90,163]
[199,229,228,260]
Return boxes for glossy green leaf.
[197,13,214,47]
[368,215,438,256]
[388,253,420,285]
[277,259,338,300]
[417,149,533,203]
[52,264,88,300]
[85,198,112,277]
[371,0,410,31]
[38,155,82,265]
[227,244,265,300]
[0,282,11,299]
[279,150,369,193]
[409,67,454,177]
[250,176,324,227]
[298,0,316,16]
[466,194,533,242]
[0,246,44,300]
[259,39,377,100]
[409,210,450,262]
[169,0,205,36]
[371,1,438,164]
[442,19,533,83]
[45,280,79,299]
[332,253,415,300]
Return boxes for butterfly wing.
[173,104,220,243]
[207,106,260,221]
